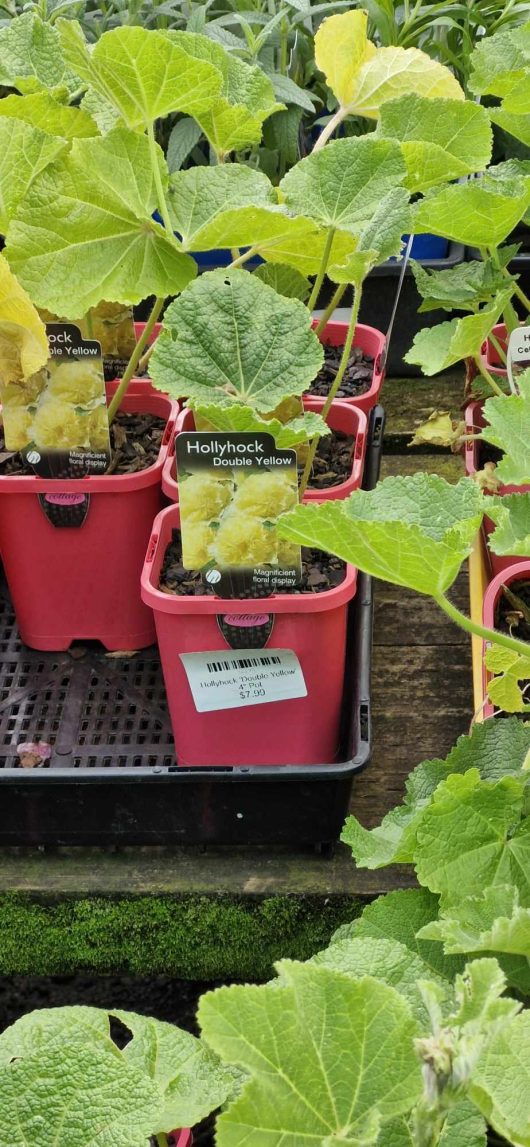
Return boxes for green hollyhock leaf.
[168,164,275,249]
[406,717,530,804]
[279,136,407,234]
[114,1009,234,1129]
[469,23,530,98]
[6,127,196,316]
[0,92,97,140]
[277,474,484,595]
[411,257,509,314]
[490,107,530,148]
[80,86,121,135]
[257,226,357,277]
[404,291,512,375]
[471,1010,530,1145]
[480,376,530,485]
[328,187,411,281]
[335,889,466,981]
[199,963,422,1147]
[58,22,223,132]
[169,30,283,157]
[413,770,529,902]
[420,884,530,956]
[253,263,311,302]
[412,162,530,247]
[484,645,530,714]
[308,935,450,1028]
[341,804,423,868]
[488,493,530,555]
[376,95,492,193]
[167,117,203,173]
[379,1104,486,1147]
[0,119,67,233]
[0,1005,111,1065]
[190,404,329,448]
[0,1040,163,1147]
[0,12,78,95]
[150,269,323,412]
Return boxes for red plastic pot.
[162,398,368,504]
[465,400,530,574]
[170,1132,192,1147]
[482,559,530,719]
[141,504,357,766]
[313,320,386,414]
[480,322,507,376]
[0,382,178,651]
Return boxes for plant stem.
[315,284,347,335]
[155,1135,169,1147]
[227,246,261,269]
[434,592,530,661]
[307,227,335,311]
[107,297,164,423]
[506,271,530,313]
[298,282,363,497]
[147,121,174,236]
[312,107,345,153]
[473,355,505,398]
[489,331,507,365]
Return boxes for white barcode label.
[179,648,307,712]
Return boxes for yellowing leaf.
[409,411,465,449]
[314,11,376,110]
[0,254,48,387]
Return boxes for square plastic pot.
[141,504,357,767]
[313,319,385,413]
[0,382,178,651]
[162,398,368,504]
[480,321,507,376]
[481,559,530,720]
[465,400,530,574]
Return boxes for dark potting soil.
[308,343,374,400]
[478,441,503,468]
[0,411,166,477]
[496,578,530,645]
[302,429,355,489]
[159,530,346,597]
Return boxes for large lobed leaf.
[420,884,530,957]
[0,11,78,96]
[58,22,223,132]
[314,10,462,118]
[480,375,530,485]
[410,256,512,315]
[378,1103,486,1147]
[471,1011,530,1146]
[376,95,492,193]
[404,291,512,375]
[277,473,484,596]
[6,127,196,316]
[0,119,67,234]
[168,165,275,249]
[189,403,329,449]
[199,962,422,1147]
[488,493,530,556]
[0,92,98,140]
[469,23,530,99]
[0,254,48,387]
[150,268,323,412]
[412,162,530,248]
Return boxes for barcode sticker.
[179,648,307,712]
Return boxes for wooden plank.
[373,578,469,647]
[382,374,465,448]
[381,452,464,481]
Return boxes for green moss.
[0,893,362,980]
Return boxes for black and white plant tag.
[176,431,302,598]
[507,324,530,394]
[179,648,307,712]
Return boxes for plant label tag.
[507,325,530,393]
[180,647,307,711]
[1,323,111,484]
[175,431,302,598]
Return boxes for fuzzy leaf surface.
[6,127,196,316]
[413,770,530,903]
[420,885,530,957]
[328,187,411,280]
[167,117,203,173]
[0,119,67,233]
[412,163,530,247]
[488,493,530,555]
[404,292,512,375]
[279,136,407,234]
[0,12,78,95]
[0,93,97,140]
[378,1104,486,1147]
[481,377,530,485]
[114,1009,234,1129]
[253,263,310,302]
[469,24,530,98]
[471,1011,530,1146]
[58,22,223,131]
[0,254,48,386]
[376,95,492,192]
[277,474,482,595]
[199,962,422,1147]
[484,645,530,714]
[168,164,275,249]
[190,404,329,448]
[411,258,509,314]
[314,11,376,109]
[150,269,323,412]
[0,1005,111,1065]
[336,889,466,981]
[490,108,530,149]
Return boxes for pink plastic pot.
[465,400,530,574]
[482,560,530,718]
[162,398,368,504]
[0,382,178,651]
[170,1131,192,1147]
[141,504,357,766]
[313,320,386,414]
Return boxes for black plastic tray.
[0,408,384,849]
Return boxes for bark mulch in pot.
[308,344,374,400]
[0,411,166,477]
[302,429,354,489]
